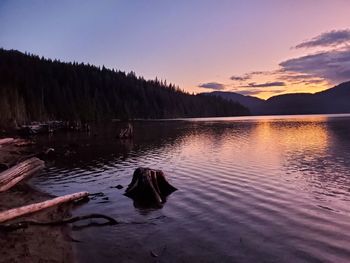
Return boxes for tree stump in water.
[125,168,177,207]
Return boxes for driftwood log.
[0,138,34,147]
[0,157,45,192]
[125,168,177,207]
[13,139,35,147]
[0,191,89,224]
[0,138,15,146]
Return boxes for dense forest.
[0,49,249,127]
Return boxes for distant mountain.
[202,81,350,115]
[263,81,350,115]
[201,91,264,114]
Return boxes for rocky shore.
[0,140,74,263]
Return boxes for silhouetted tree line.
[0,49,249,127]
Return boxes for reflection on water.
[31,114,350,263]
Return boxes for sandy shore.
[0,141,74,263]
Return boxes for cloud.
[230,71,268,82]
[249,71,268,76]
[279,47,350,84]
[243,81,286,88]
[295,29,350,49]
[276,71,327,85]
[230,75,250,81]
[198,82,225,90]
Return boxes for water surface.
[31,114,350,262]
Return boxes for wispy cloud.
[242,81,286,88]
[279,47,350,84]
[277,72,326,85]
[230,75,250,81]
[230,71,268,82]
[198,82,225,90]
[295,29,350,49]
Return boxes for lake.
[30,114,350,263]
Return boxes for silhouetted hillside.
[201,91,264,114]
[263,82,350,115]
[203,81,350,115]
[0,49,249,127]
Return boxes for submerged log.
[0,191,89,224]
[125,167,177,207]
[0,157,45,192]
[118,123,133,139]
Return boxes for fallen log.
[125,167,177,207]
[13,139,35,147]
[0,157,45,192]
[0,138,15,146]
[0,138,34,148]
[0,191,89,224]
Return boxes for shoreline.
[0,141,75,263]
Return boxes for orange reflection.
[251,118,329,155]
[175,117,330,173]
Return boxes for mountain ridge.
[201,91,265,114]
[202,81,350,115]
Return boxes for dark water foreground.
[30,114,350,262]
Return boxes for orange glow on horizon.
[248,82,331,100]
[189,80,331,100]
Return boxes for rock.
[36,148,56,160]
[110,184,124,189]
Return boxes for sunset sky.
[1,0,350,99]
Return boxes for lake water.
[31,114,350,263]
